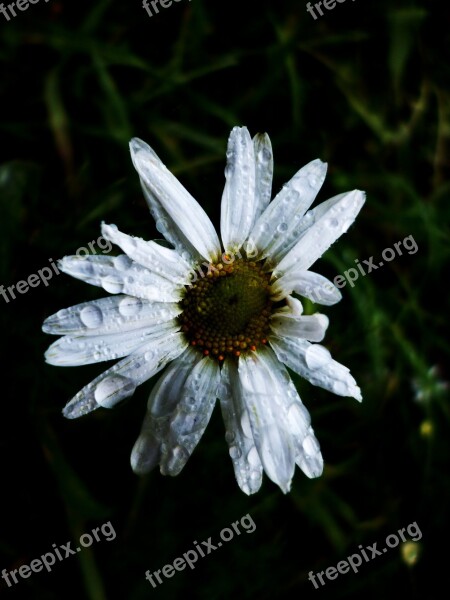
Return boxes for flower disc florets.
[179,256,273,360]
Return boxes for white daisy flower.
[43,126,365,495]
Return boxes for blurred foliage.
[0,0,449,599]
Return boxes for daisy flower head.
[43,126,365,495]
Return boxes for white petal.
[62,332,188,419]
[269,334,362,401]
[45,320,179,366]
[130,137,221,263]
[270,271,342,305]
[220,127,257,253]
[238,351,296,493]
[273,190,366,277]
[248,159,327,263]
[42,295,181,336]
[257,347,323,478]
[59,254,183,302]
[253,133,273,220]
[160,355,220,476]
[130,348,199,475]
[270,313,329,342]
[218,360,263,495]
[285,295,304,315]
[101,223,191,284]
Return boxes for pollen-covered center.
[179,259,272,360]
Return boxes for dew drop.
[247,446,260,467]
[286,190,299,203]
[80,305,103,328]
[261,147,272,162]
[94,375,137,408]
[302,435,320,457]
[240,412,253,439]
[179,414,200,434]
[277,222,288,233]
[102,277,124,294]
[156,218,169,234]
[225,431,235,444]
[229,445,242,459]
[241,483,250,495]
[144,350,155,362]
[119,297,142,317]
[287,403,310,436]
[114,255,132,271]
[218,383,230,399]
[305,344,331,370]
[326,218,339,228]
[167,445,189,472]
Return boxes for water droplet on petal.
[80,305,103,328]
[114,255,132,271]
[102,278,124,294]
[305,345,331,370]
[229,445,242,459]
[119,297,142,317]
[144,350,155,362]
[302,434,320,457]
[179,413,200,434]
[166,444,189,473]
[225,431,235,443]
[261,147,272,162]
[240,412,253,439]
[156,218,169,235]
[94,375,137,408]
[277,222,288,233]
[241,482,250,494]
[288,403,311,436]
[247,446,260,467]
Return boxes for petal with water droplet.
[42,295,182,336]
[270,270,342,306]
[130,347,199,475]
[58,254,183,302]
[269,313,329,342]
[220,126,257,253]
[218,360,263,495]
[101,223,191,285]
[273,189,366,277]
[269,334,362,401]
[129,137,221,263]
[248,159,327,263]
[45,320,179,366]
[62,333,188,419]
[238,349,296,493]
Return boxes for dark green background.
[1,0,449,598]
